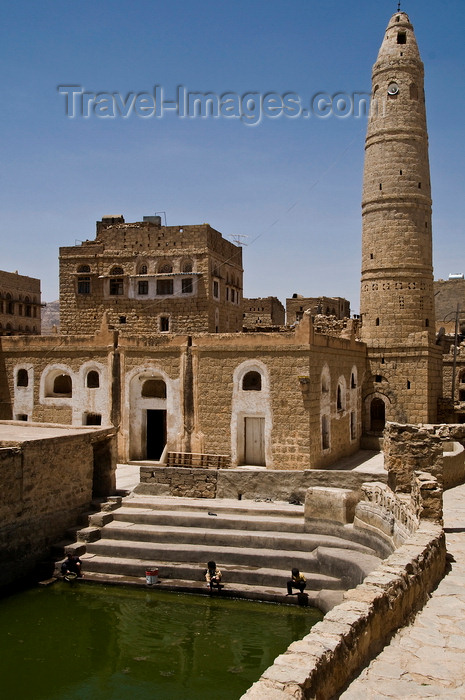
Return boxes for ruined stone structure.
[286,295,350,325]
[59,216,243,336]
[360,10,442,429]
[0,270,41,336]
[242,296,285,329]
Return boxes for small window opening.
[351,373,356,388]
[53,374,72,396]
[17,369,29,387]
[400,170,403,175]
[425,318,429,327]
[375,317,380,326]
[86,370,100,388]
[142,379,167,398]
[418,182,422,189]
[242,371,262,391]
[379,183,382,190]
[397,32,407,44]
[375,375,382,383]
[337,385,343,411]
[407,380,411,390]
[370,253,374,259]
[85,413,102,426]
[160,316,170,332]
[321,416,330,450]
[119,316,126,324]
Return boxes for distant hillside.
[41,300,60,334]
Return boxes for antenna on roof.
[397,1,401,11]
[230,234,248,247]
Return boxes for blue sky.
[1,0,464,311]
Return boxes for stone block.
[304,487,359,526]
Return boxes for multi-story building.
[242,297,285,329]
[59,216,243,335]
[0,270,41,336]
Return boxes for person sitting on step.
[205,560,223,591]
[286,567,306,595]
[61,552,83,579]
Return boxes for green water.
[0,584,322,700]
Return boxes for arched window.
[337,385,343,411]
[110,266,124,275]
[17,369,29,387]
[86,370,100,388]
[138,263,148,275]
[53,374,72,396]
[77,264,90,273]
[242,371,262,391]
[351,372,357,389]
[159,262,173,274]
[141,379,167,398]
[182,260,193,273]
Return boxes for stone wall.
[138,466,387,501]
[242,296,285,329]
[0,423,116,588]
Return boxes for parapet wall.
[137,466,387,501]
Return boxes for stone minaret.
[360,10,442,429]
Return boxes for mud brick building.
[59,216,243,336]
[0,270,41,336]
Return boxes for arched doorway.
[370,397,386,433]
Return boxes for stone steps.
[61,494,382,609]
[100,520,375,556]
[81,554,343,589]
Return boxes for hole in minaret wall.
[397,32,406,44]
[379,183,382,190]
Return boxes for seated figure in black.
[61,553,83,579]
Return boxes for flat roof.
[0,421,110,444]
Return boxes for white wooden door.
[244,417,265,466]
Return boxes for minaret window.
[397,32,406,44]
[375,318,380,326]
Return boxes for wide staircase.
[62,494,383,612]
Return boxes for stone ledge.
[240,521,446,700]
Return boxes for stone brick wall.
[139,466,217,498]
[384,422,444,492]
[242,296,285,329]
[0,425,116,588]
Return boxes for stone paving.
[339,482,465,699]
